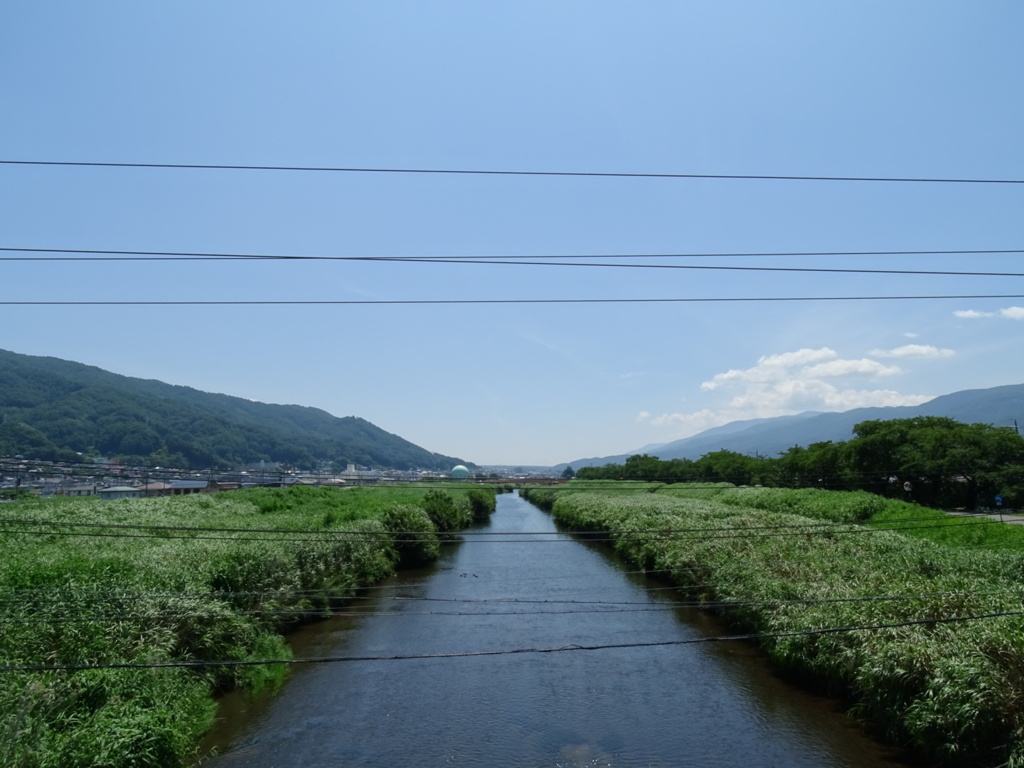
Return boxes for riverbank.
[0,484,495,768]
[523,483,1024,767]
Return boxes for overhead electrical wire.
[2,246,1024,279]
[6,608,1024,673]
[0,570,1010,608]
[0,467,1008,494]
[4,245,1024,262]
[0,512,1003,537]
[1,587,995,608]
[0,567,689,599]
[3,246,1024,261]
[5,247,1024,260]
[5,592,1012,625]
[0,513,1011,544]
[1,605,692,624]
[0,455,996,486]
[3,294,1023,307]
[0,513,977,536]
[0,457,1007,483]
[4,159,1024,185]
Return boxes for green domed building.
[450,464,471,480]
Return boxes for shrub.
[465,488,496,523]
[381,503,440,567]
[421,489,470,534]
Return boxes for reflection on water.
[201,491,910,767]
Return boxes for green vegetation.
[0,347,473,470]
[523,480,665,514]
[866,503,1024,552]
[382,503,441,567]
[466,487,498,523]
[0,483,496,767]
[578,416,1024,509]
[523,482,1024,767]
[421,487,472,534]
[661,484,887,524]
[0,486,34,501]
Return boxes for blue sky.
[2,2,1022,466]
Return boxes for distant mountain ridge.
[0,348,471,471]
[557,384,1024,470]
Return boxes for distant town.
[0,456,560,499]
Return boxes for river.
[201,490,910,767]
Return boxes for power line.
[5,247,1024,260]
[0,512,987,536]
[0,513,1010,544]
[3,159,1024,185]
[6,608,1022,672]
[7,591,1015,624]
[0,568,686,599]
[1,608,685,625]
[3,571,1011,619]
[3,246,1023,279]
[0,515,933,536]
[3,294,1023,307]
[0,455,966,484]
[3,587,999,611]
[5,246,1024,261]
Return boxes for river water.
[201,491,910,767]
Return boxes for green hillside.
[0,349,471,471]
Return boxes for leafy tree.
[843,417,1024,508]
[777,441,845,489]
[693,450,759,485]
[561,465,576,479]
[622,454,663,480]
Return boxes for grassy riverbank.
[0,484,496,768]
[523,483,1024,767]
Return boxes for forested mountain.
[0,349,471,471]
[558,383,1024,470]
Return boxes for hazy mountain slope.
[0,348,470,470]
[558,384,1024,469]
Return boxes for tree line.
[576,416,1024,509]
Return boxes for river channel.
[201,491,911,767]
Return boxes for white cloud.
[701,347,837,390]
[953,306,1024,321]
[650,409,721,433]
[954,309,995,319]
[644,346,935,441]
[647,383,932,441]
[723,379,926,413]
[635,411,651,422]
[702,347,900,390]
[870,344,955,359]
[802,359,901,377]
